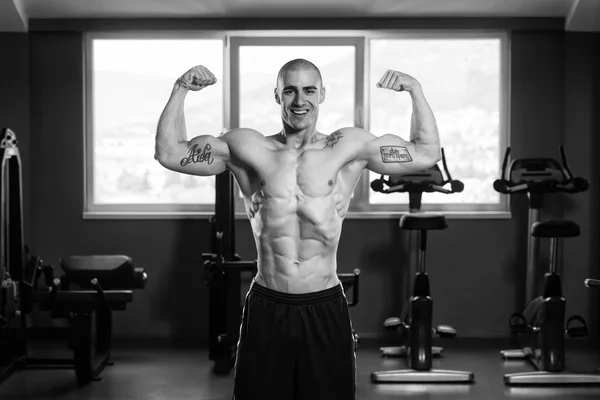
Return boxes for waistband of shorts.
[249,279,343,306]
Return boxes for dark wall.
[24,27,600,341]
[0,34,30,244]
[562,33,600,335]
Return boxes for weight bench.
[29,255,147,385]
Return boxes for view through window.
[91,39,223,206]
[87,33,506,216]
[369,38,502,206]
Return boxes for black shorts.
[232,279,357,400]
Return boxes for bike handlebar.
[584,279,600,289]
[493,145,589,195]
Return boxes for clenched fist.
[376,70,420,93]
[176,65,217,91]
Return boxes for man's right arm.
[154,65,229,176]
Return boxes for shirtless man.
[155,59,441,400]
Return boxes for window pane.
[239,46,355,134]
[92,39,223,205]
[369,38,502,205]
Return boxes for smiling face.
[274,60,326,132]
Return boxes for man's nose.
[293,93,306,106]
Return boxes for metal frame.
[0,128,27,384]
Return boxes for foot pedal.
[566,315,588,338]
[435,324,456,338]
[381,346,407,357]
[509,312,531,334]
[383,317,401,330]
[501,349,527,359]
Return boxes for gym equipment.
[202,171,362,375]
[584,278,600,371]
[370,149,463,359]
[0,127,28,383]
[585,279,600,289]
[0,127,148,386]
[494,145,600,385]
[201,170,257,375]
[29,255,147,385]
[370,149,473,383]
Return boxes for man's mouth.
[291,110,308,116]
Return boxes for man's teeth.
[292,110,308,115]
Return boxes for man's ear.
[319,87,326,104]
[274,88,281,105]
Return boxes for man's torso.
[224,128,366,293]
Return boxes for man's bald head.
[276,58,323,89]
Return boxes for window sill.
[82,210,511,220]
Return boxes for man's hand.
[176,65,217,91]
[376,70,421,93]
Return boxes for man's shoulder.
[221,128,267,143]
[331,127,373,143]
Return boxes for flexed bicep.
[359,133,438,176]
[157,134,229,176]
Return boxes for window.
[85,31,508,218]
[86,35,224,216]
[366,35,507,213]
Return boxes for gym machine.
[0,127,28,383]
[494,145,600,385]
[370,149,474,383]
[29,255,147,385]
[585,280,600,289]
[584,279,600,372]
[0,127,148,386]
[202,171,361,375]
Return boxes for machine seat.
[531,220,580,238]
[61,255,147,289]
[400,213,448,231]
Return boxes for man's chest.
[255,149,343,198]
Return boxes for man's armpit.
[380,146,413,163]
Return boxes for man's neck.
[279,126,319,149]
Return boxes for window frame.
[83,30,510,220]
[356,31,511,217]
[83,31,228,218]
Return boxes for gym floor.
[1,338,600,400]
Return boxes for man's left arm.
[355,70,442,175]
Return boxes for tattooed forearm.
[380,146,413,163]
[324,131,343,149]
[180,143,214,166]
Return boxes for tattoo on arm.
[380,146,413,163]
[323,131,343,149]
[180,143,214,166]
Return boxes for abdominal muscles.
[247,189,345,292]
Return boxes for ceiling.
[1,0,599,32]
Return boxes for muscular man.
[155,59,441,399]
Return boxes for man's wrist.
[172,81,190,94]
[408,84,425,100]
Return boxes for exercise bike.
[494,145,600,385]
[370,149,474,383]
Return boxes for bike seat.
[531,220,580,238]
[400,213,448,231]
